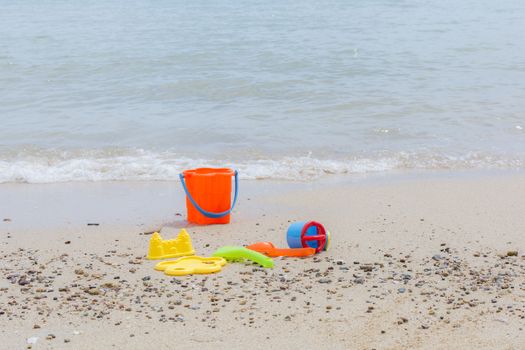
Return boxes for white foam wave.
[0,148,523,184]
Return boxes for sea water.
[1,0,524,182]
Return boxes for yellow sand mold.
[146,229,195,260]
[154,256,226,276]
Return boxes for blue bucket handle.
[179,170,239,219]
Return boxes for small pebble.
[318,278,332,284]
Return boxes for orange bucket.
[179,168,239,225]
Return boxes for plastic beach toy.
[147,229,195,260]
[155,256,226,276]
[212,246,274,268]
[246,242,315,257]
[180,168,239,225]
[287,221,330,254]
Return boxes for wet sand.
[1,172,524,349]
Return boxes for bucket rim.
[182,167,235,177]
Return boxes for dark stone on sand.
[318,278,332,284]
[397,317,408,324]
[360,265,374,272]
[354,277,364,284]
[18,277,30,286]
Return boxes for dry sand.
[1,171,524,349]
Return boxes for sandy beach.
[1,171,524,349]
[3,1,525,348]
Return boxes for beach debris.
[27,337,38,345]
[85,287,101,295]
[18,275,31,286]
[142,229,160,235]
[493,317,508,324]
[359,264,374,272]
[397,317,409,325]
[354,277,365,284]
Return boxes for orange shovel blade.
[246,242,315,257]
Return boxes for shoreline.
[1,168,524,232]
[1,170,525,349]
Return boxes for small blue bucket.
[286,221,330,253]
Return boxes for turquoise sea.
[1,0,524,182]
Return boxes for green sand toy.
[212,246,274,268]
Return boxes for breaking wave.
[0,148,523,184]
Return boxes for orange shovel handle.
[272,247,315,257]
[246,242,315,257]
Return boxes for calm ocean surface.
[1,0,524,182]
